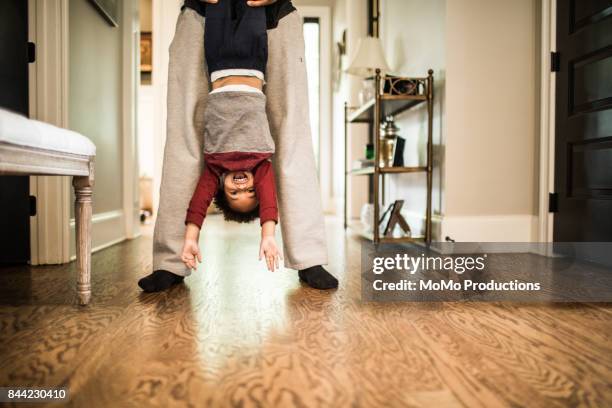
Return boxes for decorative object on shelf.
[383,75,425,96]
[379,115,399,167]
[382,200,411,238]
[392,136,405,167]
[365,143,374,160]
[88,0,119,27]
[359,78,376,105]
[346,36,390,104]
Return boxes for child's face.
[222,171,258,213]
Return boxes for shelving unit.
[344,69,434,244]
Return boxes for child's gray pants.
[153,8,328,275]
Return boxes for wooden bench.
[0,108,96,305]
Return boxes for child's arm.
[185,165,218,228]
[253,160,278,225]
[254,161,281,271]
[182,223,202,270]
[259,220,282,272]
[182,165,218,270]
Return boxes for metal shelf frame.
[344,69,434,244]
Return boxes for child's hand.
[181,239,202,270]
[259,236,283,272]
[182,223,202,270]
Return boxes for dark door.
[0,0,31,263]
[554,0,612,242]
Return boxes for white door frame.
[538,0,556,243]
[298,5,334,214]
[28,0,141,264]
[151,0,182,217]
[122,0,141,240]
[28,0,71,265]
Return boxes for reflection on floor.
[0,215,611,407]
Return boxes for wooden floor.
[0,215,611,407]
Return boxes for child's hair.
[214,187,259,223]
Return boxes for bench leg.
[73,174,93,305]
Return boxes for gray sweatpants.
[152,8,328,275]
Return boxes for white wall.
[380,0,446,238]
[331,0,347,208]
[375,0,540,241]
[442,0,540,241]
[69,0,134,250]
[344,0,371,220]
[69,0,123,215]
[139,0,152,31]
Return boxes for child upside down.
[181,0,282,272]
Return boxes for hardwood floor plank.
[0,216,610,407]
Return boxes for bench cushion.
[0,108,96,156]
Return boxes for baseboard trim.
[73,209,124,224]
[401,211,444,241]
[359,211,537,243]
[441,214,537,242]
[69,209,126,260]
[68,236,127,261]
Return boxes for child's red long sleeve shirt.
[185,90,277,229]
[185,151,278,228]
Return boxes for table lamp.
[346,36,391,104]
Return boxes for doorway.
[138,0,155,225]
[0,0,31,264]
[303,16,321,168]
[553,0,612,242]
[300,6,332,212]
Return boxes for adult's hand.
[246,0,278,6]
[199,0,278,5]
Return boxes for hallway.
[1,216,611,407]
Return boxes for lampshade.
[346,36,391,77]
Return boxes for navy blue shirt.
[203,0,268,75]
[182,0,296,29]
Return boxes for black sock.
[298,266,338,290]
[138,270,185,293]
